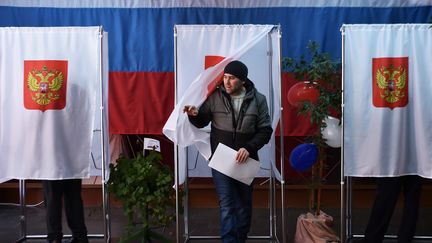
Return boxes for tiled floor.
[1,203,432,243]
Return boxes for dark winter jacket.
[188,80,273,161]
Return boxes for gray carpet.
[1,204,432,243]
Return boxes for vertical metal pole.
[98,26,110,243]
[346,177,353,239]
[269,171,274,239]
[266,30,276,241]
[270,173,277,239]
[174,145,181,243]
[173,26,181,243]
[274,25,286,243]
[19,179,27,241]
[183,148,190,241]
[340,26,346,243]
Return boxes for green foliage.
[282,41,342,214]
[108,151,176,243]
[283,41,342,131]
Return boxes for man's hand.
[236,148,250,164]
[183,105,198,116]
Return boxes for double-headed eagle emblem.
[376,64,407,103]
[27,65,64,106]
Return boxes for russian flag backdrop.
[1,1,431,135]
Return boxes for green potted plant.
[108,150,176,243]
[283,40,342,215]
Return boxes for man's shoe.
[67,237,89,243]
[47,240,62,243]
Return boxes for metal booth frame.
[173,25,286,243]
[340,24,432,243]
[16,26,111,243]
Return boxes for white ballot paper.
[208,143,260,185]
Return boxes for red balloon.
[287,81,320,107]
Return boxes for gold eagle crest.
[27,65,64,106]
[376,64,407,103]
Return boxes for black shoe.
[47,240,62,243]
[67,237,89,243]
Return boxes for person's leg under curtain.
[43,180,64,241]
[363,177,403,243]
[63,179,88,242]
[397,175,422,243]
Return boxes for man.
[183,60,273,243]
[43,179,89,243]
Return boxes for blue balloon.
[289,143,319,172]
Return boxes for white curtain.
[163,25,281,183]
[343,24,432,178]
[0,27,107,180]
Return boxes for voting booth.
[164,24,286,242]
[0,26,110,242]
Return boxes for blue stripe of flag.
[1,6,431,72]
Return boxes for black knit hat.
[224,60,248,81]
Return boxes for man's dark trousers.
[43,179,88,240]
[363,175,422,243]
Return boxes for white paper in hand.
[208,143,260,185]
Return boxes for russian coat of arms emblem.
[372,57,408,109]
[24,60,68,111]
